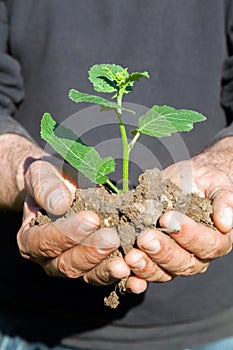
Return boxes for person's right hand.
[17,159,131,286]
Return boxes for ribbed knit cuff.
[0,111,35,143]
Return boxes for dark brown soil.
[31,168,214,308]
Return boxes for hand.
[124,160,233,293]
[17,160,130,285]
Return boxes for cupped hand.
[17,160,130,285]
[124,160,233,293]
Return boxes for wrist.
[192,136,233,181]
[0,133,43,210]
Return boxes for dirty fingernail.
[166,219,181,232]
[142,239,161,253]
[162,213,181,232]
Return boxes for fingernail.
[48,188,66,211]
[163,214,181,233]
[95,228,120,252]
[223,207,233,230]
[131,259,146,270]
[142,239,161,253]
[78,219,99,234]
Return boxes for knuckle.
[198,248,216,260]
[38,238,59,257]
[82,270,110,286]
[175,255,209,276]
[56,255,82,278]
[143,264,172,282]
[85,250,104,264]
[225,244,233,255]
[176,254,198,276]
[176,256,197,275]
[223,234,233,254]
[211,186,233,201]
[42,259,65,278]
[148,270,172,282]
[199,235,232,259]
[82,261,119,286]
[154,245,177,264]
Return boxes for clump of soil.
[31,168,214,308]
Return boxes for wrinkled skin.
[17,158,233,294]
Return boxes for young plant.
[41,63,206,193]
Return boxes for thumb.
[211,188,233,233]
[25,160,76,215]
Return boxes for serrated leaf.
[121,71,150,95]
[88,63,125,93]
[69,89,135,114]
[41,113,115,184]
[125,71,150,85]
[88,64,150,97]
[137,105,206,137]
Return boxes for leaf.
[137,105,206,137]
[119,71,150,95]
[88,64,150,96]
[40,113,115,184]
[88,63,125,93]
[69,89,135,114]
[125,71,150,85]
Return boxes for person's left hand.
[124,160,233,294]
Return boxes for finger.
[22,194,43,224]
[164,161,233,230]
[43,228,121,279]
[136,229,209,276]
[125,247,173,281]
[209,188,233,233]
[160,211,233,259]
[82,256,130,286]
[126,275,148,294]
[17,210,100,259]
[189,163,233,232]
[25,160,76,215]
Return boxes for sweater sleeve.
[0,0,33,140]
[218,0,233,139]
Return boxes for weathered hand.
[17,160,130,285]
[124,160,233,293]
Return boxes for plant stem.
[106,179,120,194]
[117,93,129,192]
[128,130,141,153]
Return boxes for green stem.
[117,93,129,192]
[106,179,120,194]
[128,130,141,153]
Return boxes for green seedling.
[41,63,206,194]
